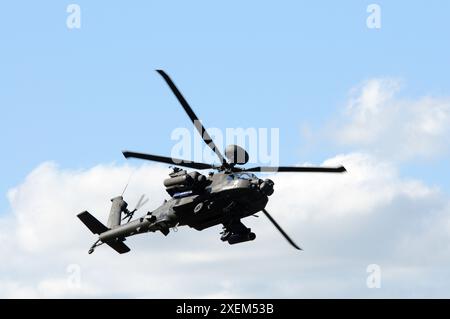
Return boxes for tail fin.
[107,196,128,228]
[78,211,108,234]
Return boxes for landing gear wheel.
[194,202,204,214]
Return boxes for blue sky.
[1,1,450,298]
[2,1,450,210]
[1,1,450,200]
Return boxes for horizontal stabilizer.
[78,211,108,235]
[106,240,131,254]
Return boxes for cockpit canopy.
[227,172,258,181]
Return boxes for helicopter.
[77,70,347,254]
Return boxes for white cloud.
[335,78,450,160]
[2,77,449,298]
[1,153,450,298]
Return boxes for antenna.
[121,170,135,197]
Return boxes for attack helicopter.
[77,70,346,254]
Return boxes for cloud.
[1,153,450,298]
[2,77,449,298]
[334,78,450,160]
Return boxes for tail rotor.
[122,194,149,223]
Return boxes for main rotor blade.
[122,151,216,170]
[262,209,302,250]
[243,166,346,173]
[156,70,228,167]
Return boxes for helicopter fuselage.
[168,172,270,231]
[97,171,273,245]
